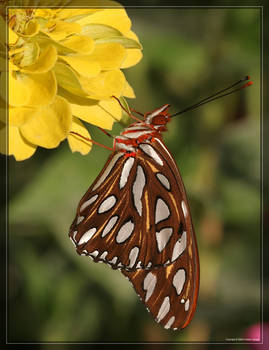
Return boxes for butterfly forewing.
[69,137,192,272]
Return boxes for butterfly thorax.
[114,104,171,155]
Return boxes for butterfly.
[68,76,252,330]
[69,103,199,330]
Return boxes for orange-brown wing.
[121,237,199,330]
[69,138,196,272]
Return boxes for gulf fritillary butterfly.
[69,77,252,330]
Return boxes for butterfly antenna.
[111,95,143,122]
[171,76,253,118]
[70,131,114,151]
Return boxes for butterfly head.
[144,104,171,131]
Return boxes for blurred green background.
[6,5,262,345]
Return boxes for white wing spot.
[171,231,187,262]
[116,220,135,243]
[143,272,157,302]
[90,250,99,258]
[181,200,188,218]
[100,251,108,260]
[139,143,163,166]
[146,105,169,119]
[98,195,116,214]
[181,298,185,304]
[156,227,173,252]
[132,165,146,216]
[72,230,78,241]
[101,216,118,237]
[122,130,152,139]
[156,296,170,322]
[109,256,118,265]
[124,126,149,131]
[164,316,175,329]
[80,195,98,212]
[172,268,186,295]
[120,157,135,189]
[116,141,135,153]
[155,198,170,224]
[128,246,139,268]
[185,298,190,311]
[93,153,123,190]
[78,228,97,245]
[156,173,171,190]
[136,261,142,269]
[146,262,152,268]
[77,216,84,225]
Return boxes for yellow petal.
[96,36,142,49]
[34,9,54,18]
[34,33,79,55]
[58,55,100,78]
[79,69,126,100]
[21,45,57,73]
[99,98,122,122]
[121,31,143,68]
[122,80,135,98]
[23,20,40,37]
[9,60,19,71]
[54,62,87,96]
[71,97,122,130]
[9,70,57,107]
[43,20,81,41]
[19,42,40,67]
[86,43,126,70]
[9,106,37,126]
[121,49,143,69]
[68,116,92,155]
[59,35,94,54]
[78,9,131,34]
[0,124,36,160]
[9,27,19,45]
[56,9,100,20]
[81,23,122,40]
[125,30,140,42]
[20,95,72,148]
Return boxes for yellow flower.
[0,1,142,160]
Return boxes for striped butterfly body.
[69,104,199,330]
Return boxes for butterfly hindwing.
[121,241,199,330]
